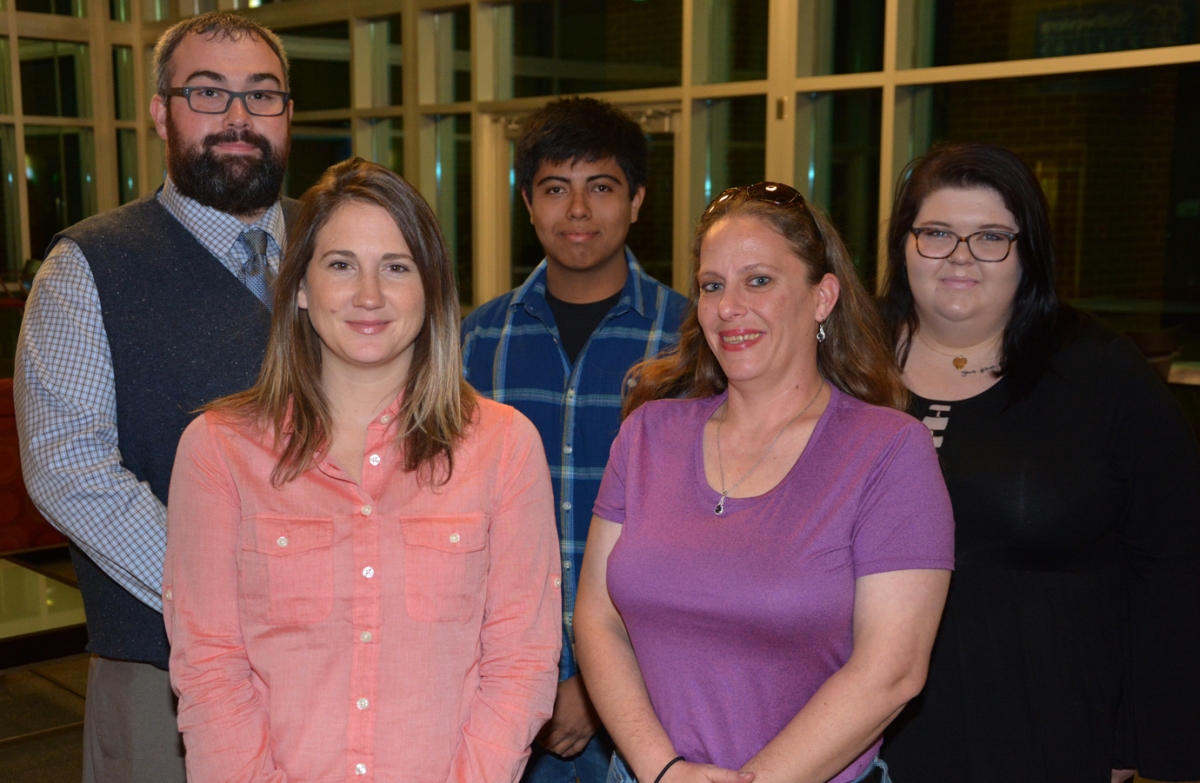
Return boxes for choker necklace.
[916,331,999,371]
[714,381,825,516]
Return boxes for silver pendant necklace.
[714,381,826,516]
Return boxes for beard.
[166,114,290,217]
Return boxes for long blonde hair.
[211,158,476,486]
[624,188,907,416]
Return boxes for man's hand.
[535,675,601,758]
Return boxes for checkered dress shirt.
[461,250,688,680]
[14,179,285,611]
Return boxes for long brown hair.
[623,188,907,416]
[211,157,476,486]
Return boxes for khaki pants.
[82,655,187,783]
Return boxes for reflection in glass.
[25,126,98,261]
[110,0,131,21]
[694,0,767,84]
[15,0,84,16]
[0,39,12,114]
[427,8,471,103]
[906,0,1199,68]
[278,23,350,111]
[493,0,682,99]
[698,95,766,205]
[143,0,168,24]
[0,561,86,639]
[798,0,885,76]
[20,40,93,118]
[366,118,404,177]
[0,126,21,274]
[147,132,166,192]
[117,128,138,205]
[113,45,136,120]
[367,14,403,107]
[903,64,1200,358]
[284,121,352,200]
[509,131,675,289]
[431,115,473,303]
[796,89,881,283]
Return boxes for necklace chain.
[714,382,826,516]
[915,331,999,371]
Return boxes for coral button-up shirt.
[163,397,562,783]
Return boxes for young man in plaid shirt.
[462,97,687,783]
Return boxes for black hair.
[515,97,649,201]
[880,142,1070,403]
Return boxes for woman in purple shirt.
[574,183,955,783]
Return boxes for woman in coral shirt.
[163,158,562,783]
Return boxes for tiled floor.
[0,653,88,782]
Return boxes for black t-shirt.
[545,288,622,365]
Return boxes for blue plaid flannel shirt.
[461,249,687,681]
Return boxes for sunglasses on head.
[703,182,808,217]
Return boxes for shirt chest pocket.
[400,515,488,623]
[241,516,335,626]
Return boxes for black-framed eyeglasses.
[911,227,1019,262]
[704,181,807,217]
[161,86,291,117]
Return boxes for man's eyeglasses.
[161,86,291,117]
[911,227,1019,263]
[704,181,808,217]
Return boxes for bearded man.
[14,13,294,782]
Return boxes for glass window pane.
[796,89,882,284]
[284,120,352,199]
[20,40,93,118]
[117,128,138,204]
[906,0,1199,68]
[695,0,767,84]
[142,0,167,22]
[493,0,682,99]
[367,14,403,107]
[147,131,166,191]
[902,64,1200,361]
[798,0,886,76]
[113,45,135,120]
[25,126,97,260]
[278,22,350,111]
[15,0,84,16]
[430,114,472,303]
[365,118,404,177]
[0,39,12,114]
[698,95,766,204]
[110,0,131,21]
[426,8,470,103]
[0,126,21,274]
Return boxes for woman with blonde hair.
[163,158,562,783]
[575,183,955,783]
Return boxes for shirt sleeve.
[447,408,562,783]
[14,239,168,610]
[163,415,286,783]
[852,419,956,578]
[591,406,638,524]
[1107,338,1200,779]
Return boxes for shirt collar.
[511,247,654,319]
[158,177,286,261]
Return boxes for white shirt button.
[563,560,571,570]
[356,697,369,710]
[563,444,573,455]
[361,505,372,516]
[163,588,172,601]
[276,536,288,547]
[369,454,381,466]
[355,763,367,775]
[553,577,562,587]
[561,501,572,511]
[449,533,461,544]
[566,389,575,400]
[361,631,372,642]
[379,414,390,424]
[362,566,375,578]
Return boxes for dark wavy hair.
[880,142,1065,403]
[515,97,649,201]
[210,158,476,487]
[624,188,908,416]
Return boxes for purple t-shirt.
[593,386,955,782]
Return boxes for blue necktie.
[239,228,274,311]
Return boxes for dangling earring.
[817,322,827,343]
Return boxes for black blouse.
[881,321,1200,783]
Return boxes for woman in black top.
[877,142,1200,783]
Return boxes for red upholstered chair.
[0,376,67,554]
